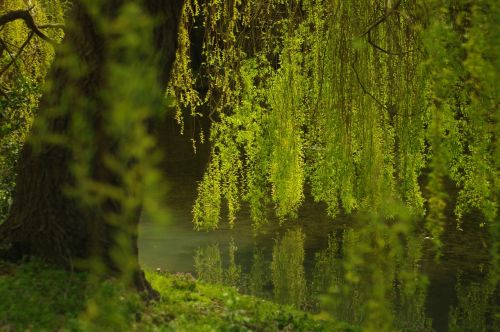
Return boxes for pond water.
[139,124,497,332]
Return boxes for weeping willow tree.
[169,0,498,329]
[0,0,497,322]
[173,0,498,244]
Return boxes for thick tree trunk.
[0,0,184,296]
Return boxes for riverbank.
[0,260,355,331]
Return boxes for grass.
[0,260,356,331]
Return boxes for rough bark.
[0,0,184,297]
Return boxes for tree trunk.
[0,0,184,296]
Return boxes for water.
[139,123,497,331]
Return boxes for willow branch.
[351,52,426,120]
[359,0,402,37]
[0,10,56,45]
[0,32,34,80]
[367,31,412,56]
[351,52,386,110]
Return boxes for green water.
[139,125,497,332]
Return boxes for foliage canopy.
[0,0,498,330]
[166,0,499,243]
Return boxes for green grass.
[0,260,356,331]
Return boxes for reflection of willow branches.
[271,229,307,308]
[328,216,433,331]
[448,272,499,332]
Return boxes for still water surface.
[139,182,495,331]
[139,128,496,332]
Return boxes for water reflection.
[271,229,307,308]
[193,243,223,284]
[248,248,268,297]
[193,229,308,308]
[448,272,499,332]
[184,216,497,332]
[225,238,242,287]
[191,221,432,330]
[139,121,496,331]
[324,215,434,332]
[141,213,497,332]
[193,238,243,287]
[311,232,342,309]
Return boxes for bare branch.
[0,10,56,45]
[38,23,65,29]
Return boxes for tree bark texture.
[0,0,185,295]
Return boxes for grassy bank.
[0,260,355,331]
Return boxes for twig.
[351,52,425,119]
[367,31,412,56]
[358,0,416,56]
[0,32,35,79]
[351,51,386,110]
[38,23,65,29]
[359,0,402,38]
[0,38,20,73]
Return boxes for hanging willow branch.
[359,0,414,56]
[351,51,425,120]
[367,31,412,56]
[351,51,387,110]
[359,0,402,38]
